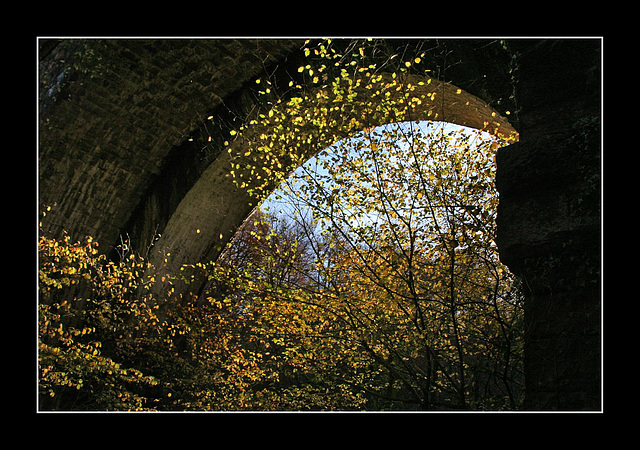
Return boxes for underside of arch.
[146,75,517,278]
[37,37,602,411]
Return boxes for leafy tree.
[38,207,369,411]
[220,38,524,410]
[254,120,524,410]
[38,38,523,411]
[38,211,162,410]
[183,212,370,410]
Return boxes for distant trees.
[253,120,525,410]
[38,38,523,411]
[219,38,523,409]
[38,122,524,410]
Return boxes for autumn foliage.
[38,211,368,410]
[38,39,524,411]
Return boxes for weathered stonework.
[495,39,601,410]
[38,37,602,410]
[39,38,303,251]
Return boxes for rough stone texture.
[145,73,517,280]
[38,38,602,410]
[495,39,601,410]
[39,38,303,251]
[39,38,517,263]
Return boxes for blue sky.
[259,120,494,225]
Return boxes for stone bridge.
[38,37,601,410]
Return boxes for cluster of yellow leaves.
[38,40,524,411]
[178,253,370,410]
[38,209,372,411]
[38,224,171,410]
[224,39,447,203]
[224,38,519,210]
[38,298,160,411]
[218,39,526,407]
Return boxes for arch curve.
[38,38,517,258]
[146,72,517,276]
[38,37,601,411]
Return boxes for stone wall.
[38,37,602,410]
[495,39,601,410]
[39,38,302,252]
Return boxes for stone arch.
[145,73,517,277]
[38,37,601,411]
[38,38,304,253]
[38,38,517,257]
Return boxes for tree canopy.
[38,39,523,411]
